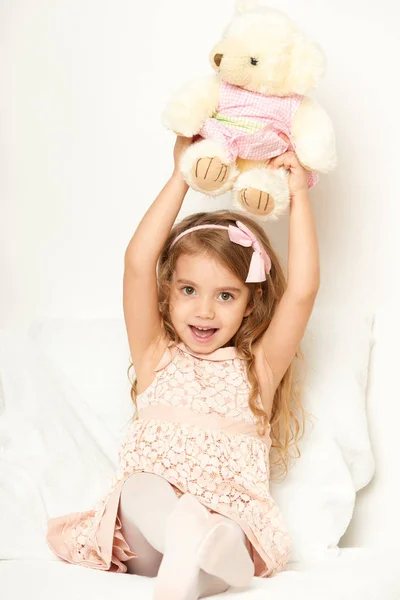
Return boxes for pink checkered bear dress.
[199,81,318,188]
[47,342,291,578]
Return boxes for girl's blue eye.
[183,286,195,295]
[218,292,233,301]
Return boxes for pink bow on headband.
[170,221,271,283]
[228,221,271,283]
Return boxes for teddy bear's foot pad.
[239,187,275,216]
[191,157,232,192]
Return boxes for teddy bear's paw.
[239,188,275,216]
[191,157,234,193]
[233,168,290,221]
[180,138,239,196]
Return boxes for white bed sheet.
[2,548,400,600]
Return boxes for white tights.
[119,473,254,599]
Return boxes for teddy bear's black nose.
[214,53,223,67]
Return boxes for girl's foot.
[198,516,254,588]
[181,494,254,588]
[154,494,254,599]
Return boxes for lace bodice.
[137,342,262,426]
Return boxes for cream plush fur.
[163,1,336,220]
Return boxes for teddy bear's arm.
[162,75,221,137]
[291,97,337,173]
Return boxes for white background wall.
[1,0,399,547]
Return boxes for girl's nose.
[195,298,215,320]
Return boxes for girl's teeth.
[191,326,216,340]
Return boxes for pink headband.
[170,221,271,283]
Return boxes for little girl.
[47,135,320,599]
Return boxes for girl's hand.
[269,133,309,199]
[172,135,195,177]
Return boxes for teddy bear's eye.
[250,57,258,66]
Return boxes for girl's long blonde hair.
[128,210,306,479]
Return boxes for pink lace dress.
[47,342,291,577]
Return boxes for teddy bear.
[162,1,336,220]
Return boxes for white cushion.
[0,331,116,559]
[29,318,133,454]
[3,549,400,600]
[270,308,374,560]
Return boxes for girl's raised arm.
[260,148,320,394]
[123,137,192,371]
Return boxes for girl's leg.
[121,521,162,577]
[119,473,177,576]
[119,473,230,594]
[119,473,178,554]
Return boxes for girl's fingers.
[178,135,194,145]
[268,154,281,168]
[174,136,195,156]
[278,132,291,145]
[268,156,281,170]
[270,149,301,171]
[270,154,293,170]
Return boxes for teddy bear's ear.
[287,33,325,94]
[209,42,224,72]
[234,0,260,14]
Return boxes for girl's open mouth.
[189,325,218,343]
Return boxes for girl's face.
[169,253,252,353]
